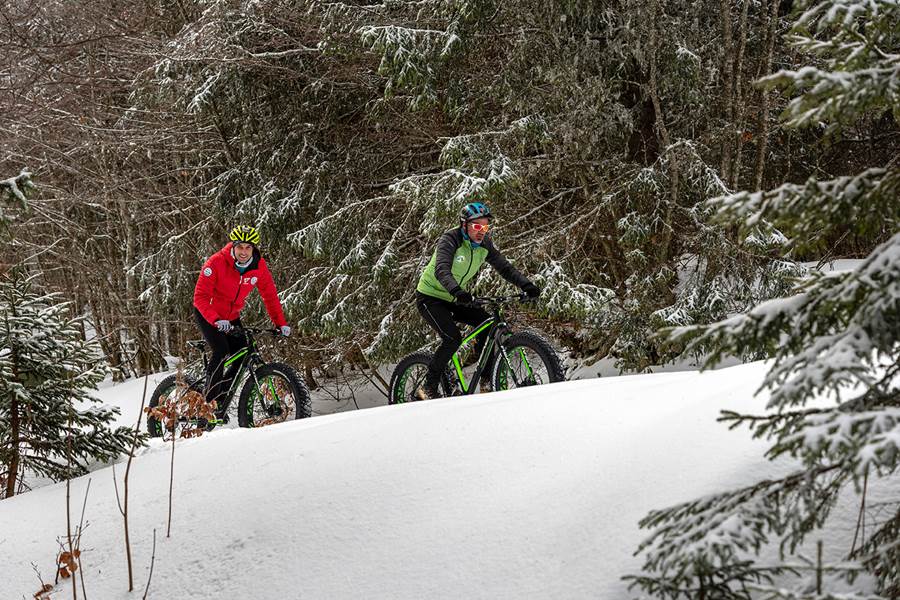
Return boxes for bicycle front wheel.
[237,362,311,428]
[492,331,565,391]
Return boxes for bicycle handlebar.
[469,293,532,306]
[227,325,284,337]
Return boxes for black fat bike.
[388,294,565,404]
[147,326,311,438]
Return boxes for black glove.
[522,281,541,298]
[451,288,474,304]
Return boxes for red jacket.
[193,244,287,328]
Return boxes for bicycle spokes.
[395,362,429,403]
[249,375,294,426]
[498,346,545,389]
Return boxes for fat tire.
[237,362,311,428]
[389,352,451,404]
[491,331,565,391]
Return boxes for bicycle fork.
[247,367,284,418]
[495,341,536,388]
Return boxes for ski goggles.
[468,222,490,232]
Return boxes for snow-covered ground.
[1,362,889,598]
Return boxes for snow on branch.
[710,168,898,252]
[760,0,900,131]
[358,24,462,108]
[670,233,900,410]
[627,463,853,597]
[439,116,549,169]
[0,169,33,208]
[389,160,519,236]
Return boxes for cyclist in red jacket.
[193,225,290,420]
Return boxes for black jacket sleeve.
[483,236,530,288]
[434,229,464,293]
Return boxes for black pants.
[193,307,246,413]
[416,292,490,386]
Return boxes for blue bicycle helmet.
[459,201,492,223]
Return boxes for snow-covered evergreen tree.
[591,141,804,371]
[629,0,899,596]
[44,0,880,374]
[0,271,135,498]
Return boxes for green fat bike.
[389,294,565,404]
[146,326,311,439]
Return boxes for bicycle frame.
[449,317,498,394]
[447,295,537,395]
[198,328,271,412]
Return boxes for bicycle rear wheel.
[389,352,452,404]
[237,362,311,428]
[492,331,565,391]
[145,374,204,439]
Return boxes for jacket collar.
[460,226,489,249]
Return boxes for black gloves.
[522,281,541,298]
[451,287,474,304]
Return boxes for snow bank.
[0,362,872,598]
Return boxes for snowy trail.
[0,361,872,598]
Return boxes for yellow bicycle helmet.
[229,225,261,245]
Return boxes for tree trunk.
[730,0,751,189]
[90,297,127,379]
[719,0,735,182]
[648,9,679,268]
[754,0,781,191]
[648,0,679,218]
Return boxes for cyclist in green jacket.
[415,201,540,400]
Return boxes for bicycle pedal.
[203,414,229,428]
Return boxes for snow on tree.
[0,169,32,227]
[105,0,881,375]
[578,139,802,371]
[0,271,136,498]
[629,0,900,596]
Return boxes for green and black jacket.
[416,228,529,302]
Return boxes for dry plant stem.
[816,539,823,594]
[168,406,175,538]
[32,562,51,598]
[167,369,182,539]
[142,529,157,600]
[66,407,77,600]
[76,478,91,600]
[123,374,149,591]
[6,313,22,499]
[353,345,389,399]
